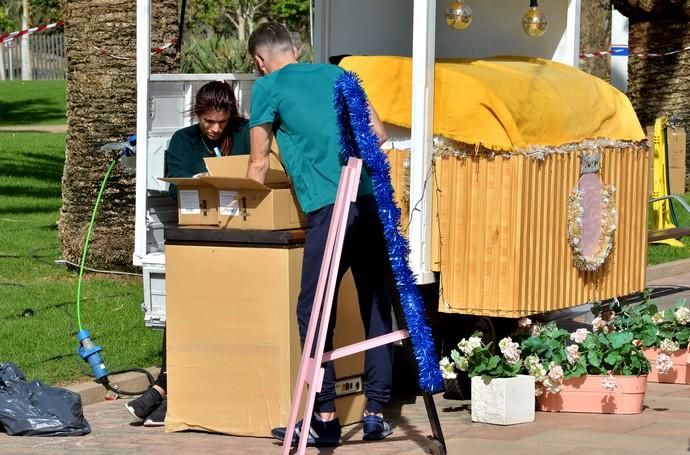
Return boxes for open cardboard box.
[160,153,306,230]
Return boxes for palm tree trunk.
[628,18,690,190]
[579,0,612,81]
[60,0,179,271]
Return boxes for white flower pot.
[471,374,535,425]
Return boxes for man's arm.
[247,124,273,184]
[367,100,388,146]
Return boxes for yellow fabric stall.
[339,55,645,150]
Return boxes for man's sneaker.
[271,415,342,447]
[143,400,167,427]
[362,414,393,441]
[126,387,163,421]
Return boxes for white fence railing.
[0,31,65,80]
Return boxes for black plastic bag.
[0,363,91,436]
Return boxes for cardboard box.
[165,242,366,437]
[160,154,306,230]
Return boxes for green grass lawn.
[0,80,66,126]
[647,192,690,265]
[0,131,162,386]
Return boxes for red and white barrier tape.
[85,39,177,61]
[581,45,690,59]
[0,21,63,45]
[1,21,176,59]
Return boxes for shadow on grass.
[0,98,66,126]
[1,152,64,182]
[0,204,61,215]
[0,184,61,199]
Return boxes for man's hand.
[367,100,388,146]
[247,124,273,184]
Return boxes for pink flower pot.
[643,347,690,384]
[536,375,647,414]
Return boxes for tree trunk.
[579,0,612,81]
[627,18,690,190]
[60,0,179,271]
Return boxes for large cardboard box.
[165,241,366,436]
[161,154,306,230]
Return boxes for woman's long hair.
[193,81,244,156]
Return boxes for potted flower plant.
[518,320,650,414]
[440,333,534,425]
[597,297,690,384]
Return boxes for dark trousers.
[297,194,394,415]
[154,329,167,392]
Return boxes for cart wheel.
[474,316,497,353]
[427,437,446,455]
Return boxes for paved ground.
[0,124,66,133]
[1,264,689,454]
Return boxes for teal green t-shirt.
[166,119,250,197]
[249,63,372,214]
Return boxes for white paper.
[219,191,240,216]
[178,190,201,214]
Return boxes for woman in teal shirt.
[166,80,250,197]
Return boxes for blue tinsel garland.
[333,71,444,393]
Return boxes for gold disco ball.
[445,1,473,30]
[522,6,549,37]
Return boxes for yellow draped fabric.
[339,55,645,151]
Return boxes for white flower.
[499,337,522,364]
[534,385,544,397]
[570,328,590,344]
[530,324,543,337]
[457,336,483,356]
[518,317,532,328]
[566,344,580,364]
[660,338,680,354]
[656,353,674,375]
[439,357,457,380]
[592,316,609,333]
[602,373,617,392]
[651,312,665,325]
[675,307,690,325]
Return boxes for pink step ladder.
[282,157,446,455]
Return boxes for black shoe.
[362,414,393,441]
[143,400,167,427]
[271,415,342,447]
[126,387,163,421]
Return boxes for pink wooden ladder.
[282,157,435,454]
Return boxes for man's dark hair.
[248,21,293,57]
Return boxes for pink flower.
[602,373,617,392]
[566,344,580,364]
[499,337,522,364]
[592,316,609,333]
[547,365,564,383]
[518,317,532,328]
[570,328,589,344]
[656,353,674,375]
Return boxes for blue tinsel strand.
[333,71,444,393]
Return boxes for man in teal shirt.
[247,22,394,446]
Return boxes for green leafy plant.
[517,320,649,394]
[594,297,690,350]
[439,333,522,380]
[181,36,255,73]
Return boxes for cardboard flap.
[204,153,289,185]
[201,176,271,191]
